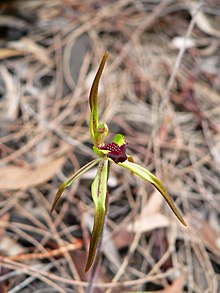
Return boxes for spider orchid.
[51,52,187,272]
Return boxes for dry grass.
[0,0,220,292]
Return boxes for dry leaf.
[0,214,10,239]
[141,190,163,216]
[102,224,122,272]
[0,48,24,60]
[0,236,24,256]
[123,277,184,293]
[113,230,133,249]
[0,156,65,190]
[127,212,170,233]
[188,213,220,256]
[9,37,53,66]
[155,276,184,293]
[0,15,26,31]
[10,241,82,261]
[0,66,20,120]
[191,9,220,38]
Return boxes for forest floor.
[0,0,220,292]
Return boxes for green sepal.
[89,52,108,146]
[85,159,108,272]
[50,158,101,212]
[118,160,187,226]
[112,133,126,146]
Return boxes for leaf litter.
[0,0,220,292]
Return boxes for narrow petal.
[95,123,109,147]
[89,51,108,145]
[51,158,101,212]
[85,159,108,272]
[118,161,187,226]
[93,146,110,157]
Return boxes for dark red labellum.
[100,142,127,163]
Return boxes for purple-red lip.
[99,142,127,163]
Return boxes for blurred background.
[0,0,220,292]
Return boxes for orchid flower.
[51,52,187,272]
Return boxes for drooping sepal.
[51,158,101,212]
[85,159,108,272]
[118,160,187,226]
